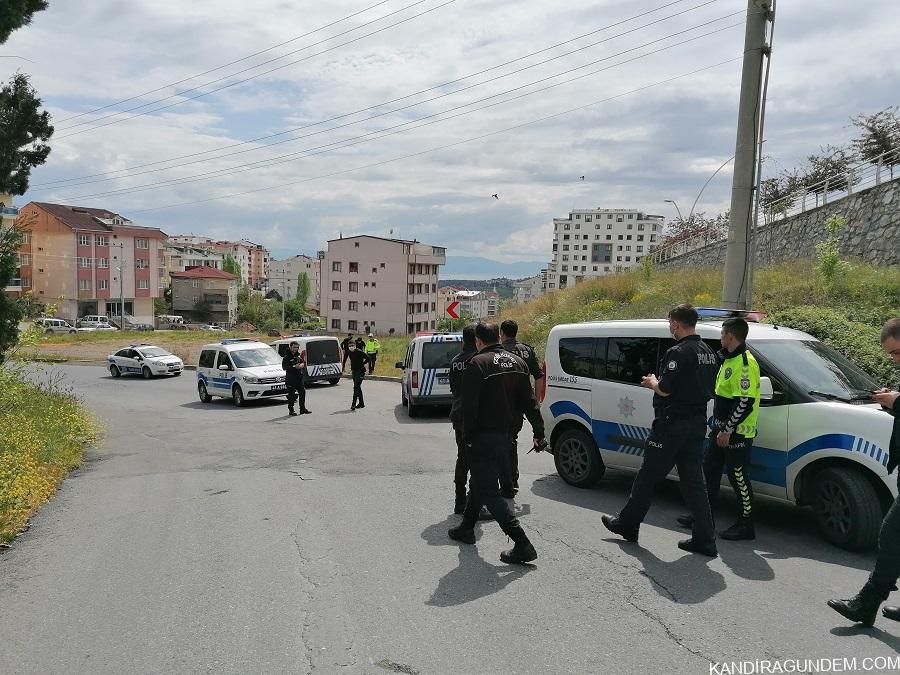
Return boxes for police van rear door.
[305,338,342,379]
[419,336,461,398]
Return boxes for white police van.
[269,335,342,385]
[396,332,462,417]
[540,314,895,550]
[196,338,287,406]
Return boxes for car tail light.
[412,370,419,389]
[536,360,547,403]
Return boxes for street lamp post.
[663,199,685,222]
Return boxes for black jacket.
[461,344,544,441]
[282,351,306,386]
[449,346,477,427]
[886,395,900,473]
[654,334,718,418]
[501,338,543,380]
[346,349,370,373]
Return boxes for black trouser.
[865,480,900,598]
[454,426,470,488]
[367,353,377,374]
[351,370,365,407]
[498,430,519,497]
[617,414,715,545]
[342,350,350,370]
[703,433,754,520]
[286,380,306,412]
[461,432,520,533]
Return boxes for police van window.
[559,337,606,379]
[276,343,289,357]
[216,351,233,369]
[306,339,340,365]
[422,341,461,369]
[116,349,130,358]
[199,349,216,368]
[606,337,658,385]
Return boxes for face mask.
[349,345,356,351]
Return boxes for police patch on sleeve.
[740,377,750,390]
[667,360,677,371]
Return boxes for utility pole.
[722,0,773,309]
[113,242,125,326]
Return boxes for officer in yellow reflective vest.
[677,317,761,540]
[364,333,380,375]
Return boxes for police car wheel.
[232,385,246,407]
[328,378,340,385]
[198,381,212,403]
[811,466,881,551]
[401,390,408,406]
[142,366,152,379]
[554,427,605,487]
[408,400,420,417]
[109,364,121,378]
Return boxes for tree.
[850,106,900,178]
[760,170,801,223]
[801,145,855,204]
[222,254,242,280]
[0,0,48,44]
[0,217,26,363]
[0,72,54,195]
[662,211,729,244]
[296,272,310,308]
[283,298,306,327]
[264,289,282,301]
[437,313,474,332]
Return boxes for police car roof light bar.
[695,307,766,323]
[220,338,255,344]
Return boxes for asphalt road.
[2,364,900,674]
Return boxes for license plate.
[270,384,286,391]
[437,377,449,385]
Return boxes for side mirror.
[759,376,774,402]
[218,364,231,371]
[395,361,405,369]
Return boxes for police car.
[269,335,342,385]
[196,338,287,406]
[107,344,184,378]
[396,332,463,417]
[539,312,895,551]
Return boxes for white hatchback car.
[108,344,184,378]
[540,316,895,551]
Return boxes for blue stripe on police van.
[549,400,887,488]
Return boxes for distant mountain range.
[441,256,543,280]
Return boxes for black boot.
[720,517,755,541]
[828,585,885,627]
[500,526,537,564]
[883,606,900,621]
[678,538,718,557]
[454,486,467,515]
[448,524,476,544]
[601,515,638,543]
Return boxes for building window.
[348,320,358,331]
[78,257,92,268]
[593,266,598,271]
[626,246,631,251]
[585,215,592,222]
[332,261,342,272]
[137,279,149,289]
[637,246,644,252]
[574,214,581,220]
[136,258,148,269]
[96,258,108,268]
[625,257,631,262]
[332,280,341,291]
[364,281,369,287]
[562,245,569,251]
[349,281,358,292]
[349,262,358,273]
[638,224,645,231]
[348,301,358,311]
[372,282,376,288]
[96,235,109,246]
[136,239,149,249]
[371,302,375,308]
[607,224,612,230]
[79,279,91,291]
[650,234,657,242]
[354,242,359,248]
[332,319,341,330]
[380,262,385,268]
[332,300,341,310]
[15,253,30,266]
[192,279,200,288]
[79,234,91,246]
[606,235,612,241]
[616,256,622,262]
[563,234,569,240]
[192,295,199,303]
[617,216,623,223]
[637,235,644,241]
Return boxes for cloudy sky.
[5,0,899,270]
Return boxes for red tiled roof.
[170,266,238,280]
[26,202,167,237]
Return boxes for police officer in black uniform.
[448,322,545,564]
[282,341,311,416]
[602,304,719,556]
[500,319,543,498]
[340,333,354,372]
[449,324,478,514]
[346,340,371,411]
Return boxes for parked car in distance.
[108,344,184,378]
[34,318,76,335]
[78,315,112,329]
[124,322,155,331]
[200,324,226,332]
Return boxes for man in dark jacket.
[282,341,310,416]
[500,319,544,498]
[449,324,478,514]
[829,317,900,626]
[448,322,545,564]
[341,333,354,371]
[345,340,371,411]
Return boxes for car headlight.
[277,376,286,383]
[243,376,260,384]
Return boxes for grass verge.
[0,366,102,543]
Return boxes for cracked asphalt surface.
[2,364,900,674]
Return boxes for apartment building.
[11,202,167,323]
[167,236,269,289]
[161,243,224,288]
[170,266,238,325]
[267,254,321,309]
[513,274,544,305]
[544,208,664,291]
[320,235,446,335]
[437,286,499,319]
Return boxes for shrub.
[766,306,896,384]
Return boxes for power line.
[62,18,743,201]
[54,0,457,138]
[55,0,394,124]
[36,0,708,189]
[124,57,742,215]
